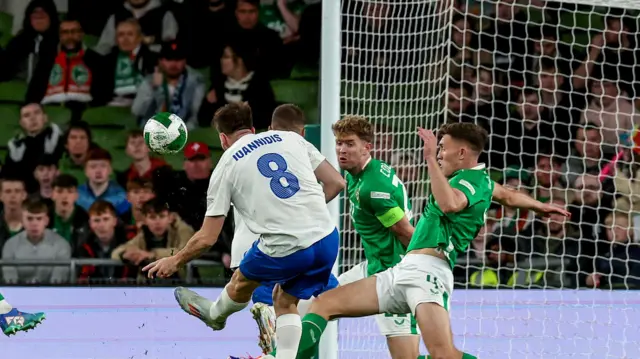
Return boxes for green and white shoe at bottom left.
[0,293,46,337]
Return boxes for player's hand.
[152,67,163,88]
[534,202,571,218]
[222,253,231,268]
[417,127,438,160]
[590,33,605,49]
[143,256,180,279]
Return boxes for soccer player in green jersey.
[289,122,570,359]
[0,292,46,336]
[333,116,419,359]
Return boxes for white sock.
[209,285,249,320]
[297,298,313,316]
[0,299,12,315]
[275,313,302,359]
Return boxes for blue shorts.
[239,228,339,300]
[252,274,339,305]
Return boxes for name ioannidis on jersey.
[231,134,284,161]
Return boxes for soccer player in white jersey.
[230,104,342,356]
[144,102,343,359]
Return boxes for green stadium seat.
[0,81,27,103]
[289,65,319,80]
[162,152,185,170]
[0,12,13,48]
[92,127,127,151]
[83,34,99,48]
[271,79,319,108]
[188,127,221,149]
[0,104,20,125]
[44,105,72,125]
[110,149,131,172]
[82,106,136,128]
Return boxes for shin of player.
[294,123,571,359]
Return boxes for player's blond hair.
[332,115,374,143]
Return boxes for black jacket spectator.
[76,225,132,281]
[0,0,59,83]
[198,43,276,129]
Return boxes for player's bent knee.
[228,269,260,301]
[386,336,420,359]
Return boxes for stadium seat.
[0,12,13,48]
[0,81,27,103]
[188,127,221,149]
[44,106,73,126]
[271,79,319,108]
[289,65,319,80]
[92,127,127,152]
[82,106,136,128]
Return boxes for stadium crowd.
[0,0,638,290]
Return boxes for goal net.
[337,0,640,358]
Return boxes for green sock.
[0,292,4,301]
[418,356,427,359]
[270,347,320,358]
[296,313,328,359]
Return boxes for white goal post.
[320,0,640,358]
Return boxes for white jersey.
[230,207,258,268]
[206,130,334,257]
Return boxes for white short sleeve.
[304,139,325,170]
[205,160,232,217]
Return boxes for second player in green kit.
[333,116,420,359]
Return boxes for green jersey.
[347,159,412,276]
[407,164,494,269]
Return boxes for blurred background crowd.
[0,0,638,290]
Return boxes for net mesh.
[337,0,640,358]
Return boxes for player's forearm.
[174,230,217,266]
[498,188,544,212]
[426,157,459,212]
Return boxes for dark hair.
[65,120,93,143]
[448,76,473,97]
[237,0,259,8]
[126,177,154,192]
[213,102,254,134]
[539,24,558,40]
[271,104,306,132]
[0,176,26,191]
[539,57,558,72]
[52,174,78,189]
[141,197,170,215]
[35,154,58,168]
[126,129,144,144]
[225,40,257,72]
[536,152,562,167]
[22,198,49,214]
[20,102,44,112]
[86,147,112,163]
[88,200,117,217]
[438,122,488,153]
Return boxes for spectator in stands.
[533,153,565,202]
[564,123,616,187]
[122,178,156,237]
[469,234,517,288]
[199,42,276,129]
[574,10,640,100]
[184,0,232,69]
[372,124,394,164]
[570,173,614,243]
[94,0,179,55]
[470,208,498,259]
[77,201,130,282]
[525,24,576,88]
[131,41,205,129]
[261,0,305,43]
[493,168,534,239]
[537,58,586,157]
[156,142,211,231]
[0,0,59,83]
[445,78,473,124]
[226,0,284,78]
[0,177,28,250]
[26,18,101,107]
[2,103,63,192]
[612,151,640,236]
[1,198,71,284]
[116,129,169,188]
[111,198,193,279]
[32,155,58,203]
[505,89,552,169]
[524,196,583,288]
[48,174,88,249]
[580,66,639,147]
[587,211,640,289]
[58,121,94,183]
[449,13,474,80]
[76,148,130,216]
[94,19,157,107]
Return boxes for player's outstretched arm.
[492,182,571,218]
[314,160,346,203]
